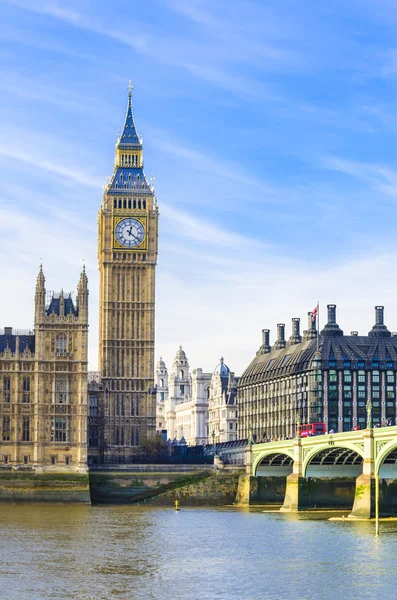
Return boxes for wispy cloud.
[161,203,266,248]
[0,145,103,189]
[323,156,397,198]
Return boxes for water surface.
[1,504,396,600]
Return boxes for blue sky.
[2,0,397,374]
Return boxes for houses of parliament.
[0,87,159,470]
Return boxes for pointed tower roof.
[107,83,153,196]
[36,263,45,289]
[78,263,88,290]
[117,81,142,149]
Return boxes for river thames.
[1,504,397,600]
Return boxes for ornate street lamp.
[366,399,372,429]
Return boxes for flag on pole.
[311,305,318,322]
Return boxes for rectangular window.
[180,385,184,396]
[23,455,29,465]
[23,376,31,403]
[387,371,395,384]
[51,417,70,442]
[160,392,165,401]
[3,455,9,464]
[89,395,98,417]
[372,372,380,383]
[358,371,366,384]
[2,416,10,441]
[55,377,70,404]
[343,371,352,383]
[22,416,30,442]
[329,371,337,383]
[88,426,99,447]
[3,376,10,403]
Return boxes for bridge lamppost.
[366,399,372,429]
[248,425,253,445]
[295,413,301,438]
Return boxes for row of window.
[2,416,71,442]
[2,376,71,404]
[113,198,147,209]
[120,155,139,167]
[2,455,71,465]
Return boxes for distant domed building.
[155,347,211,445]
[208,358,239,443]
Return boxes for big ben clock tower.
[98,84,158,461]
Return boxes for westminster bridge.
[236,427,397,517]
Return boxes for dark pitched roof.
[45,294,77,317]
[0,332,35,354]
[239,333,397,386]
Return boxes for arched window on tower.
[180,370,184,379]
[114,199,117,209]
[138,200,141,209]
[133,200,136,209]
[128,173,132,181]
[123,199,127,208]
[118,199,122,208]
[136,174,140,182]
[128,199,131,209]
[56,334,67,356]
[143,200,146,209]
[160,379,164,387]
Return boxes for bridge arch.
[303,443,364,478]
[253,449,294,477]
[375,440,397,476]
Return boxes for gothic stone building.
[238,305,397,441]
[88,87,159,464]
[0,266,88,471]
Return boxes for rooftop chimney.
[258,329,271,355]
[289,318,302,345]
[351,331,358,336]
[322,304,343,336]
[274,323,286,350]
[303,312,317,340]
[369,305,391,337]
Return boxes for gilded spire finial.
[128,80,133,107]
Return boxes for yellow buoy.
[174,500,180,511]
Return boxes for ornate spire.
[36,263,45,289]
[117,81,141,149]
[78,263,88,290]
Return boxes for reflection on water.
[1,504,397,600]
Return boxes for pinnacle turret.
[36,263,45,290]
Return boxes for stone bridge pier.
[237,427,397,517]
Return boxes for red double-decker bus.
[297,423,326,437]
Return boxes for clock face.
[115,218,145,248]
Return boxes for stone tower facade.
[0,265,88,471]
[97,86,159,462]
[155,358,169,432]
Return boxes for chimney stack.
[257,329,272,356]
[257,329,271,355]
[289,318,301,345]
[274,323,286,350]
[369,305,391,337]
[322,304,343,336]
[303,312,317,340]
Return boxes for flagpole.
[317,301,320,352]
